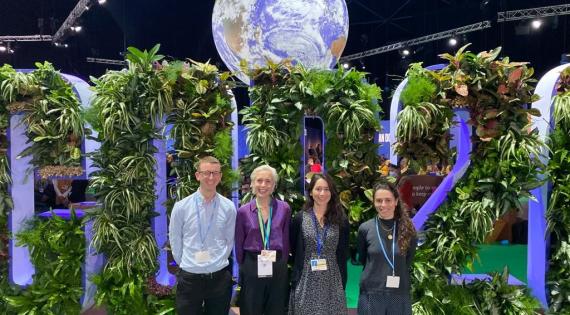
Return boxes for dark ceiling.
[1,0,569,114]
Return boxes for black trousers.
[176,267,232,315]
[239,251,289,315]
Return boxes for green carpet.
[345,244,527,308]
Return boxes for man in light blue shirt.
[169,156,236,315]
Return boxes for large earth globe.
[212,0,349,84]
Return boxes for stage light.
[402,49,410,56]
[531,20,542,29]
[71,25,82,32]
[448,37,458,46]
[0,44,6,53]
[342,63,350,69]
[64,44,69,48]
[98,0,106,4]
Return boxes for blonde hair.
[194,156,221,170]
[250,165,279,194]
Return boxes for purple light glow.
[37,209,85,219]
[411,111,471,230]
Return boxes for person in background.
[357,182,417,315]
[379,159,390,177]
[42,179,88,209]
[235,165,291,315]
[315,143,323,160]
[289,173,349,315]
[169,156,236,315]
[311,158,323,173]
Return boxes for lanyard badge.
[375,217,400,288]
[310,210,329,271]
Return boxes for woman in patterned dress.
[289,173,349,315]
[357,182,417,315]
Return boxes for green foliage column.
[88,46,172,314]
[240,61,382,244]
[0,64,16,314]
[396,46,544,314]
[546,66,570,313]
[164,60,237,202]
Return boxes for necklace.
[378,219,394,239]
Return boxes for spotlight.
[531,20,542,29]
[98,0,106,4]
[64,44,69,48]
[54,42,60,47]
[448,37,458,46]
[342,63,350,69]
[0,43,5,52]
[401,49,410,56]
[71,25,82,32]
[85,4,91,10]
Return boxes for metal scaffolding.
[340,21,492,62]
[52,0,93,43]
[86,57,127,66]
[0,35,53,42]
[498,4,570,22]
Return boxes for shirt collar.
[249,198,276,212]
[196,190,217,205]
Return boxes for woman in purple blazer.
[235,164,292,315]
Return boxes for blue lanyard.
[375,217,396,275]
[256,199,273,250]
[311,210,329,258]
[195,195,217,248]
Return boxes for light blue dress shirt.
[169,191,236,273]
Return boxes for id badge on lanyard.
[376,217,400,288]
[311,210,329,272]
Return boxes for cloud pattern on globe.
[212,0,349,84]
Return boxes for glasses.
[198,171,222,177]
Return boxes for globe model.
[212,0,349,84]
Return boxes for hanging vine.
[396,45,543,314]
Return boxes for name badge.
[260,250,277,262]
[257,255,273,277]
[386,275,400,288]
[310,259,327,271]
[195,250,211,263]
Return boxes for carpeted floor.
[345,244,527,308]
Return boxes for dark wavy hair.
[303,173,346,226]
[373,182,416,255]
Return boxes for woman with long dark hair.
[357,182,417,315]
[289,173,349,315]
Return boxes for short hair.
[250,165,279,194]
[195,156,221,170]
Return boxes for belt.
[179,268,227,279]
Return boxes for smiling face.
[374,188,398,219]
[195,162,222,191]
[311,178,331,209]
[252,169,275,199]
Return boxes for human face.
[195,162,222,191]
[311,178,331,209]
[253,170,275,199]
[374,189,398,219]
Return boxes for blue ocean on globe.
[212,0,349,84]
